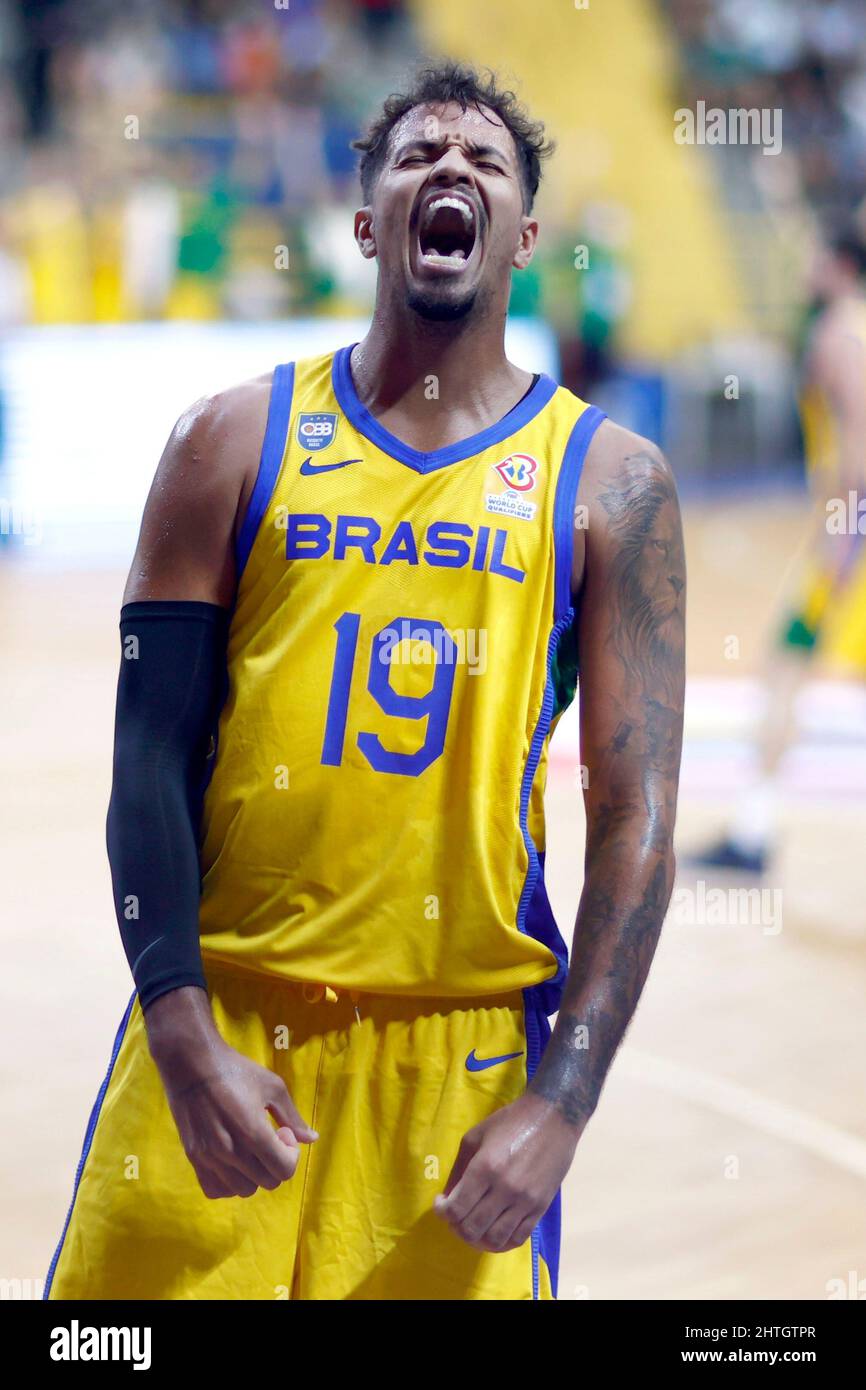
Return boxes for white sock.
[727,775,778,855]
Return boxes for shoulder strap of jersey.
[552,404,607,622]
[235,362,296,577]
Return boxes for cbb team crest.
[492,453,538,492]
[297,412,338,451]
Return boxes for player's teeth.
[422,195,474,228]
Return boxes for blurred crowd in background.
[1,0,866,413]
[665,0,866,224]
[0,0,663,382]
[0,0,423,325]
[0,0,583,332]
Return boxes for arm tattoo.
[597,451,685,704]
[531,860,668,1126]
[529,450,685,1126]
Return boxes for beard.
[406,285,479,322]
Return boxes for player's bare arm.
[804,309,866,586]
[536,425,685,1118]
[115,376,318,1199]
[808,305,866,502]
[437,423,685,1253]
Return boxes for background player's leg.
[690,595,820,874]
[722,646,811,867]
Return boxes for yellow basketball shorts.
[781,535,866,673]
[45,966,560,1300]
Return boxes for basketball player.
[46,62,685,1301]
[694,228,866,874]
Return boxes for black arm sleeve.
[106,600,230,1011]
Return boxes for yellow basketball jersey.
[197,345,605,1008]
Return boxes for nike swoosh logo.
[299,456,362,476]
[130,936,164,975]
[465,1049,524,1072]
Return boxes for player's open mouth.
[416,193,478,271]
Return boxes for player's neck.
[350,308,532,449]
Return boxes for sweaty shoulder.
[124,371,274,607]
[171,371,273,512]
[571,417,677,599]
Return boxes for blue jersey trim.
[516,407,605,1011]
[43,993,137,1299]
[523,992,561,1298]
[514,406,606,1298]
[235,362,295,578]
[331,343,558,473]
[516,404,607,1005]
[517,614,571,1017]
[553,404,607,622]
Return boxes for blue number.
[358,618,456,775]
[321,613,456,776]
[321,611,360,766]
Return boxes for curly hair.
[352,59,554,212]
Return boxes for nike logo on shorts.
[299,456,362,476]
[465,1049,524,1072]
